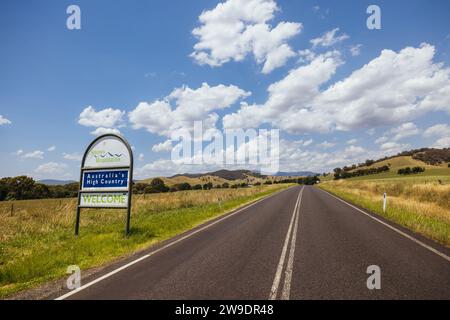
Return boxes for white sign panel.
[84,135,131,168]
[79,192,129,208]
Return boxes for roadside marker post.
[383,192,387,213]
[75,134,134,236]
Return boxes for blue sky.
[1,0,450,179]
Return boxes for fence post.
[383,193,387,213]
[10,203,14,217]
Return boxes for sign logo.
[90,150,124,163]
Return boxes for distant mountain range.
[170,169,317,180]
[37,179,77,186]
[171,169,265,181]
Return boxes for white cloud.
[380,142,410,155]
[138,153,144,161]
[224,44,450,134]
[423,123,450,148]
[62,152,82,161]
[47,145,56,152]
[347,138,358,145]
[389,122,420,141]
[90,127,121,136]
[190,0,302,73]
[152,140,173,152]
[433,137,450,148]
[223,50,343,132]
[22,150,44,159]
[129,83,250,137]
[375,122,419,144]
[0,115,11,125]
[318,141,335,149]
[423,123,450,138]
[79,106,125,128]
[349,44,362,56]
[310,28,349,48]
[13,149,23,156]
[35,162,68,176]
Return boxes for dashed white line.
[269,186,303,300]
[281,187,303,300]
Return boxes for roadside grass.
[0,184,291,298]
[318,179,450,247]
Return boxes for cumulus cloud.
[62,152,82,161]
[224,44,450,134]
[375,122,420,144]
[317,141,335,149]
[380,142,410,154]
[347,138,358,145]
[35,162,68,175]
[22,150,44,159]
[79,106,125,128]
[152,140,173,152]
[90,127,121,136]
[310,28,349,48]
[349,44,362,56]
[0,115,11,125]
[190,0,302,73]
[129,83,250,137]
[47,145,56,152]
[423,123,450,148]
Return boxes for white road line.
[55,187,293,300]
[281,187,303,300]
[269,187,303,300]
[318,188,450,263]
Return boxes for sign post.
[75,134,133,236]
[383,192,387,213]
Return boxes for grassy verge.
[318,180,450,247]
[0,184,291,298]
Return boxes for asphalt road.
[56,185,450,300]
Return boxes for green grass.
[0,185,290,298]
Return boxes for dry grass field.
[319,178,450,246]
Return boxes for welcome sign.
[75,134,134,235]
[80,192,128,208]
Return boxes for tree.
[202,182,213,190]
[150,178,169,193]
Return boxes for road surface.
[56,186,450,300]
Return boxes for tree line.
[0,176,79,201]
[1,175,320,201]
[333,165,390,180]
[397,167,425,175]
